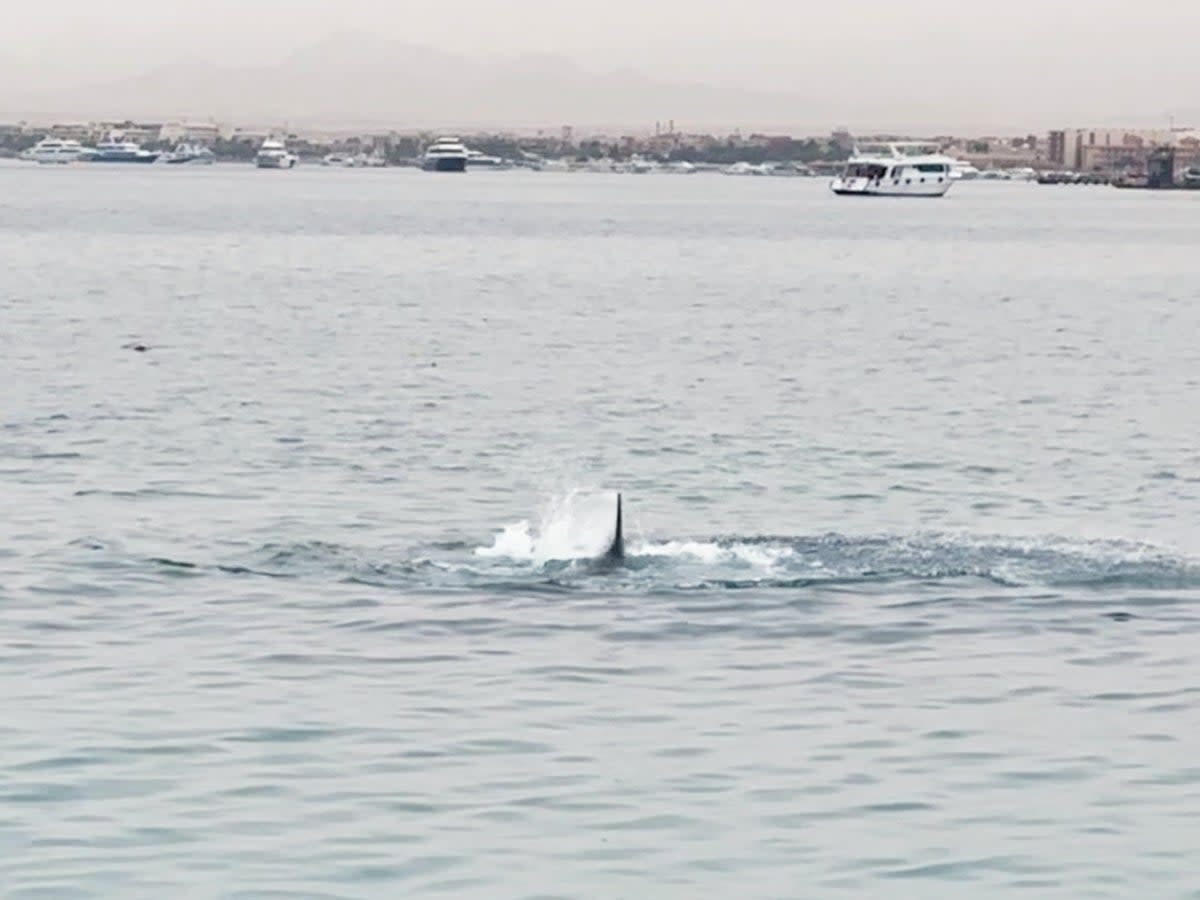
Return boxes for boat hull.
[255,156,296,169]
[87,146,161,163]
[465,157,509,169]
[422,157,467,172]
[831,176,951,197]
[89,154,160,163]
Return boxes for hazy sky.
[7,2,1200,131]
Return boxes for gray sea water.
[3,161,1200,898]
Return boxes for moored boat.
[255,139,297,169]
[87,139,159,163]
[421,137,469,172]
[20,138,88,164]
[1111,147,1200,190]
[465,149,508,168]
[163,143,215,165]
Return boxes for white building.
[159,121,222,145]
[49,123,94,141]
[1049,127,1200,170]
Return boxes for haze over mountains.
[4,35,828,133]
[4,11,1200,135]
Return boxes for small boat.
[830,142,954,197]
[87,139,159,163]
[465,149,508,168]
[20,138,88,164]
[766,161,813,177]
[723,161,769,176]
[255,139,297,169]
[1112,148,1200,190]
[321,151,388,168]
[949,161,981,180]
[163,143,215,165]
[421,137,469,172]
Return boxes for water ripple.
[3,169,1199,896]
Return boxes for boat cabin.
[842,160,950,183]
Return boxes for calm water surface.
[2,162,1200,898]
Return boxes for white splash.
[475,489,622,564]
[634,539,795,570]
[475,490,800,574]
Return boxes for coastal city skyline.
[6,116,1200,185]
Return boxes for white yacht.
[421,137,469,172]
[465,149,508,168]
[163,143,215,165]
[949,160,982,180]
[87,138,159,163]
[766,161,813,177]
[831,142,955,197]
[577,158,614,173]
[21,138,88,164]
[320,151,387,168]
[255,138,297,169]
[724,161,770,176]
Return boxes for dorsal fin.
[603,492,624,562]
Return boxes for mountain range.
[4,32,1199,135]
[3,34,828,134]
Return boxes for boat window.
[915,163,948,173]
